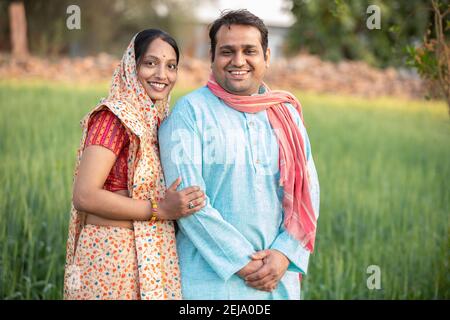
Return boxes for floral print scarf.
[64,35,181,299]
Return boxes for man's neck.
[249,85,266,96]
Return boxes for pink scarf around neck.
[207,76,317,252]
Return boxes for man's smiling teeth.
[229,71,248,75]
[148,82,166,89]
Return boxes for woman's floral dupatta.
[64,36,182,300]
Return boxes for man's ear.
[265,47,271,68]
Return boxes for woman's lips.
[147,81,168,92]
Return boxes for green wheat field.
[0,80,448,299]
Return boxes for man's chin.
[223,83,254,96]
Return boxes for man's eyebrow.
[218,44,258,50]
[241,44,258,49]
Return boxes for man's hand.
[236,258,265,279]
[244,249,290,292]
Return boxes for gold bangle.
[150,200,158,222]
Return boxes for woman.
[64,29,205,300]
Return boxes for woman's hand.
[157,177,206,220]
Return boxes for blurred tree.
[0,0,196,57]
[8,0,29,60]
[286,0,432,67]
[406,1,449,113]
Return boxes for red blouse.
[84,109,129,191]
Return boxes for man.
[158,9,320,299]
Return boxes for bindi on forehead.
[145,50,176,61]
[143,54,177,63]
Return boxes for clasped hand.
[237,249,290,292]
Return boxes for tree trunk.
[9,1,29,60]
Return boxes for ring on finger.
[188,201,195,209]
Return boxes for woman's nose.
[155,65,167,79]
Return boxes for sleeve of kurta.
[158,99,257,281]
[269,105,320,275]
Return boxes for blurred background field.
[0,81,448,299]
[0,0,449,300]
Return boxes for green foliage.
[405,0,449,112]
[287,0,432,67]
[0,81,448,299]
[406,45,439,80]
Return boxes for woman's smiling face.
[137,37,178,101]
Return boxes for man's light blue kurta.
[158,86,320,300]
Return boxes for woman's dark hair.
[134,29,180,65]
[208,9,268,62]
